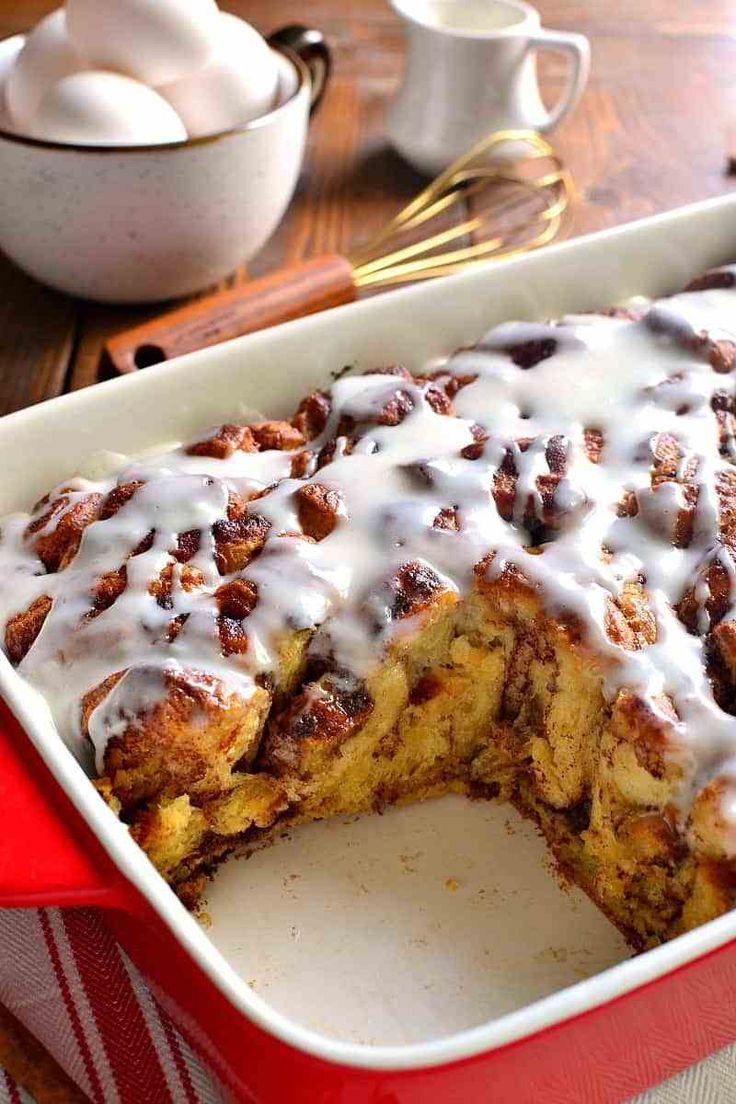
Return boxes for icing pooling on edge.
[1,277,736,851]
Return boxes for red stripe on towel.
[63,910,171,1103]
[39,909,105,1104]
[160,1006,199,1104]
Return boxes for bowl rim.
[0,38,308,155]
[389,0,540,38]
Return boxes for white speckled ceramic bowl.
[0,26,329,303]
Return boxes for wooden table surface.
[1,0,736,1098]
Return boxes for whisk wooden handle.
[104,254,357,374]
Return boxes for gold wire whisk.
[348,129,572,289]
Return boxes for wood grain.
[0,1005,86,1102]
[0,263,77,414]
[1,0,736,1097]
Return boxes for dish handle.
[0,698,128,909]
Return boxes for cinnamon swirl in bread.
[4,268,736,946]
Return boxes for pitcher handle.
[528,29,590,133]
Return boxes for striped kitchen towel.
[0,1076,33,1104]
[1,905,735,1103]
[0,908,220,1102]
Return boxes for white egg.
[30,70,188,146]
[65,0,220,87]
[6,10,85,129]
[0,34,23,88]
[0,35,24,128]
[159,13,279,138]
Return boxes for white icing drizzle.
[2,277,736,854]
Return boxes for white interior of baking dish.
[206,796,630,1045]
[3,194,736,1069]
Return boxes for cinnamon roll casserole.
[3,266,736,948]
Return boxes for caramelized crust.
[709,340,736,374]
[263,671,374,775]
[678,468,736,636]
[583,427,604,464]
[5,595,52,664]
[213,498,271,574]
[82,666,270,808]
[149,562,205,609]
[250,421,306,451]
[491,434,586,541]
[461,423,488,461]
[187,420,306,459]
[27,491,103,571]
[605,582,657,650]
[187,423,256,459]
[388,562,446,620]
[295,483,344,541]
[686,269,736,292]
[711,389,736,459]
[90,567,127,617]
[494,335,558,369]
[420,380,455,416]
[315,435,355,471]
[215,578,258,656]
[292,390,331,439]
[173,528,201,563]
[100,480,143,519]
[433,506,460,531]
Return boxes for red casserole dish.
[3,196,736,1102]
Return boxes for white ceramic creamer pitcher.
[387,0,590,175]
